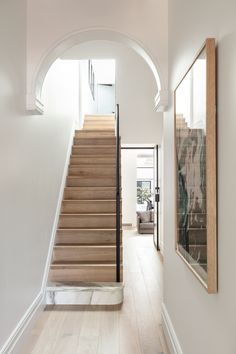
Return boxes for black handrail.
[115,104,121,282]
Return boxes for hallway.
[26,230,165,354]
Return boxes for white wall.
[163,1,236,353]
[27,0,168,100]
[121,150,138,226]
[97,84,115,114]
[0,1,78,350]
[42,59,79,118]
[79,60,97,124]
[62,40,163,144]
[78,60,115,118]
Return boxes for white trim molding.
[161,303,183,354]
[26,93,44,115]
[155,90,169,112]
[26,28,166,114]
[0,292,43,354]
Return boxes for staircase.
[47,114,123,305]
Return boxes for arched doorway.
[26,29,167,114]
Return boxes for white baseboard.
[1,292,43,354]
[161,303,183,354]
[0,122,75,354]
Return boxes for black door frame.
[154,145,160,251]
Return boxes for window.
[137,180,152,204]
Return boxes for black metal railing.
[115,104,121,282]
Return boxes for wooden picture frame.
[174,38,217,293]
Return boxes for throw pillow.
[140,211,151,223]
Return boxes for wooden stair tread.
[60,213,116,216]
[71,154,116,156]
[57,228,116,230]
[59,228,117,230]
[74,137,116,139]
[54,245,117,249]
[69,164,116,168]
[51,261,118,266]
[70,156,116,161]
[84,115,115,119]
[62,199,116,202]
[55,243,116,246]
[72,145,116,148]
[71,152,116,154]
[67,176,115,179]
[75,130,115,134]
[64,187,116,190]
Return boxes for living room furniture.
[136,210,154,234]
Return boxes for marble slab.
[46,282,124,305]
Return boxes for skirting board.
[0,292,44,354]
[161,303,183,354]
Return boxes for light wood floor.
[25,230,166,354]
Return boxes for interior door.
[153,145,160,251]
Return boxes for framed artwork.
[174,38,217,293]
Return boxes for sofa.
[136,210,154,234]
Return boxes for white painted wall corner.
[155,90,169,112]
[26,93,44,115]
[161,303,183,354]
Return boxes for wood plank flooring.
[25,230,166,354]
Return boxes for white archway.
[26,28,168,114]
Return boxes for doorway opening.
[24,37,166,353]
[121,146,161,251]
[76,58,116,128]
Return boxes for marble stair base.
[46,282,124,305]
